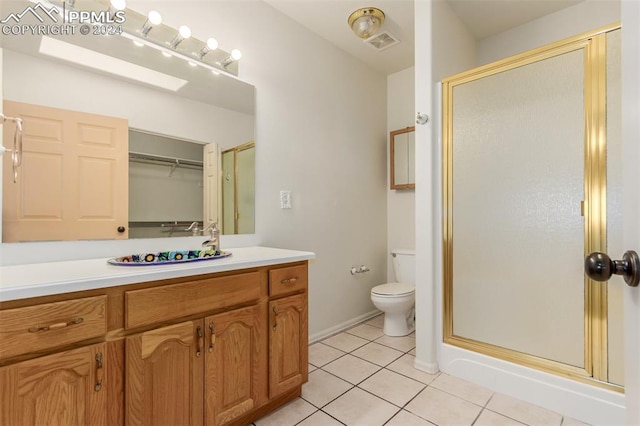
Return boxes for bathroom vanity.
[0,246,314,426]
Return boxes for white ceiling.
[263,0,584,76]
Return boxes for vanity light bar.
[120,31,240,79]
[28,0,242,76]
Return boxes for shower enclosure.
[442,24,623,389]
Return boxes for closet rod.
[129,151,203,169]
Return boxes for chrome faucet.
[185,221,202,236]
[202,222,219,251]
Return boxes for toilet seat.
[371,282,415,297]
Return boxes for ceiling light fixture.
[348,7,385,39]
[140,10,162,37]
[197,38,219,59]
[169,25,191,49]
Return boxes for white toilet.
[370,249,415,336]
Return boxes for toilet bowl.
[370,249,415,337]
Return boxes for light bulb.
[148,10,162,25]
[110,0,126,10]
[179,25,191,39]
[231,49,242,61]
[206,38,218,50]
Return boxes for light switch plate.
[280,190,292,209]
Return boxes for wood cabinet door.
[204,304,266,426]
[0,342,109,426]
[126,321,204,426]
[268,294,308,398]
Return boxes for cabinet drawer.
[125,271,260,329]
[0,295,107,360]
[269,265,308,297]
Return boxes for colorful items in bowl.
[108,249,231,266]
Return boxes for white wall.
[477,0,621,65]
[0,1,388,339]
[387,67,415,281]
[419,0,627,424]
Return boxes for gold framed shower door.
[442,23,622,391]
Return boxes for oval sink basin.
[108,249,231,266]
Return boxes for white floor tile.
[431,373,493,406]
[365,314,384,329]
[297,410,344,426]
[386,354,439,384]
[302,317,568,426]
[475,409,526,426]
[254,397,316,426]
[323,387,399,426]
[322,354,381,385]
[302,369,353,408]
[322,332,369,352]
[405,387,482,426]
[385,409,435,426]
[351,342,404,366]
[374,334,416,352]
[487,393,563,426]
[359,368,426,407]
[347,323,385,340]
[309,343,345,367]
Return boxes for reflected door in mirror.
[2,101,128,242]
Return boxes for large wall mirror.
[390,126,415,190]
[0,0,256,242]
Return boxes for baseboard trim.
[414,358,439,374]
[309,310,381,344]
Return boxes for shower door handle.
[584,251,639,287]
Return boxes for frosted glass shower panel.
[451,50,586,367]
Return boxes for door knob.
[584,251,639,287]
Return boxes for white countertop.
[0,246,315,302]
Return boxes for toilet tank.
[391,249,415,284]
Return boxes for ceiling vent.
[364,31,400,51]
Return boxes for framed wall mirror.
[0,1,255,242]
[390,126,415,190]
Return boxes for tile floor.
[254,315,588,426]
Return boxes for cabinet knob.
[117,226,126,233]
